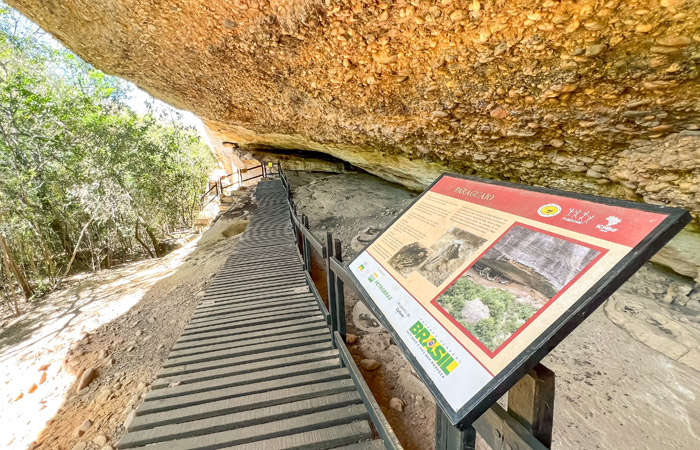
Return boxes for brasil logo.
[410,321,458,375]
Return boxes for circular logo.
[537,203,562,217]
[426,340,436,348]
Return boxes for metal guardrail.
[277,163,402,450]
[277,162,552,450]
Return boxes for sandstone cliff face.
[8,0,700,225]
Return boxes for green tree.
[0,4,215,315]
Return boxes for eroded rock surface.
[8,0,700,224]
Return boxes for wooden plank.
[184,303,319,330]
[125,405,369,450]
[138,368,351,415]
[162,333,330,368]
[117,392,363,449]
[148,359,340,401]
[207,272,306,287]
[175,315,324,344]
[178,309,321,337]
[198,290,310,307]
[157,341,333,378]
[203,277,307,294]
[171,320,328,351]
[195,293,313,310]
[202,283,308,300]
[168,328,328,358]
[182,308,318,336]
[151,349,340,390]
[220,421,372,450]
[333,441,388,450]
[191,296,316,318]
[127,379,358,431]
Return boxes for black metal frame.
[342,172,690,431]
[277,163,691,450]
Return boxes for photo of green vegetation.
[435,225,600,352]
[437,277,538,351]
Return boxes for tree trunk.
[1,251,21,315]
[0,234,34,300]
[60,218,93,280]
[146,225,165,257]
[134,221,155,258]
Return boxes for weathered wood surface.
[117,180,387,450]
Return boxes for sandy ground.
[288,172,700,450]
[0,190,255,450]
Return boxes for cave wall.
[8,0,700,225]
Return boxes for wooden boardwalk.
[117,180,387,450]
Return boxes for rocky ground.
[0,190,255,450]
[289,171,700,450]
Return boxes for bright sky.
[125,86,213,149]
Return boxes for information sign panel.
[348,174,690,427]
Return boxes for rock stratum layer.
[9,0,700,226]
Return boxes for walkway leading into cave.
[117,180,385,450]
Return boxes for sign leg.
[507,363,555,448]
[435,404,476,450]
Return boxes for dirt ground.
[288,171,700,450]
[0,190,255,450]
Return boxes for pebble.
[389,397,405,412]
[360,359,382,371]
[76,368,97,392]
[656,35,691,47]
[73,419,93,437]
[345,333,358,344]
[71,443,87,450]
[549,139,565,148]
[489,108,508,119]
[93,435,108,446]
[585,44,607,57]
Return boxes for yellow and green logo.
[410,321,459,375]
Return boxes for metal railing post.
[325,232,337,333]
[333,238,346,345]
[435,405,476,450]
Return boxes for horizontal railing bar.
[334,331,403,450]
[305,270,330,323]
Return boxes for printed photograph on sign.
[434,224,601,353]
[388,242,433,277]
[418,226,487,287]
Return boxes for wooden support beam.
[507,364,555,448]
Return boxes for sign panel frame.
[346,173,690,429]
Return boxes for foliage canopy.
[0,5,215,314]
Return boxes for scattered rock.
[489,108,508,119]
[389,397,405,412]
[656,35,692,47]
[93,435,108,446]
[76,368,97,392]
[39,371,47,384]
[346,333,358,345]
[360,359,381,371]
[71,442,86,450]
[73,419,92,437]
[28,383,38,394]
[585,44,607,57]
[38,363,50,371]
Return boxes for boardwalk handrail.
[277,162,550,450]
